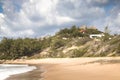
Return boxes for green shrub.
[76,37,91,46]
[51,38,66,49]
[117,44,120,54]
[68,48,87,58]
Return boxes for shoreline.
[5,64,43,80]
[4,57,120,80]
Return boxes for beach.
[5,57,120,80]
[5,64,42,80]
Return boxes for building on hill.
[89,26,97,30]
[89,33,104,39]
[80,25,87,30]
[79,25,87,34]
[80,25,97,30]
[80,29,86,34]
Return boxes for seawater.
[0,64,36,80]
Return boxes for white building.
[89,34,104,39]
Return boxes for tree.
[103,26,111,42]
[104,26,110,34]
[0,38,43,60]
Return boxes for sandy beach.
[5,57,120,80]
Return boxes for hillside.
[0,25,120,60]
[32,35,120,58]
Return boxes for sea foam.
[0,64,36,80]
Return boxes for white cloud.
[87,0,108,4]
[16,29,35,38]
[56,16,76,25]
[0,13,4,18]
[0,13,4,24]
[0,0,120,38]
[0,0,77,38]
[20,0,75,26]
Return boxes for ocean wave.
[0,64,36,80]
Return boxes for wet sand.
[5,57,120,80]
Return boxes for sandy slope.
[5,57,120,80]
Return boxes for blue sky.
[0,0,120,38]
[0,2,3,13]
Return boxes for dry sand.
[5,57,120,80]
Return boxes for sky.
[0,0,120,38]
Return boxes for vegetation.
[0,38,42,59]
[0,25,119,60]
[56,25,102,38]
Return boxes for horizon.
[0,0,120,38]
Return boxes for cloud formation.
[0,0,120,38]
